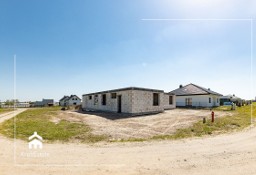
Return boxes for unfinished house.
[82,87,176,115]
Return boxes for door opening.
[117,95,122,113]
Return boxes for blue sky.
[0,0,255,102]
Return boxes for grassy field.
[0,107,107,143]
[151,103,256,140]
[0,104,255,143]
[0,108,14,114]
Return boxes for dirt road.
[0,108,27,123]
[0,109,256,175]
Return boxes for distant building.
[0,101,30,108]
[220,94,243,106]
[16,102,30,108]
[66,95,81,106]
[170,83,222,108]
[59,95,81,107]
[33,99,54,107]
[82,87,176,115]
[33,101,43,107]
[59,96,69,107]
[42,99,54,106]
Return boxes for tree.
[4,99,19,106]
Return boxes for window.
[153,93,159,106]
[209,97,211,103]
[94,95,98,105]
[185,98,192,106]
[169,96,173,105]
[102,94,106,105]
[89,96,92,100]
[111,93,117,99]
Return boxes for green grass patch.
[114,103,255,142]
[1,104,255,143]
[0,108,14,114]
[151,103,255,141]
[214,105,232,111]
[0,107,107,143]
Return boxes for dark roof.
[170,83,222,96]
[68,95,81,100]
[83,87,164,96]
[59,96,69,101]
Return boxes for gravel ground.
[62,109,233,139]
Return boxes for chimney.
[179,85,183,88]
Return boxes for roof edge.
[83,87,164,96]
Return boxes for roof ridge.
[189,83,209,93]
[170,83,222,96]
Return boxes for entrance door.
[117,95,122,113]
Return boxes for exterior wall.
[59,100,65,107]
[67,97,81,106]
[34,101,43,107]
[131,90,164,114]
[82,90,176,115]
[163,94,176,109]
[17,103,30,108]
[176,95,221,107]
[82,90,133,113]
[42,99,54,106]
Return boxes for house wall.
[82,90,133,113]
[34,101,43,107]
[67,96,81,106]
[163,94,176,109]
[17,103,30,108]
[42,99,54,106]
[82,90,176,115]
[176,95,221,107]
[131,90,164,114]
[59,101,65,107]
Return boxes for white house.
[170,84,222,108]
[16,102,30,108]
[59,95,81,107]
[59,96,69,107]
[67,95,81,106]
[82,87,176,115]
